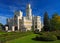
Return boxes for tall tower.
[26,4,32,19]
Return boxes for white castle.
[6,4,42,32]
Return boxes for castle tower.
[13,11,23,31]
[14,11,23,19]
[26,4,32,19]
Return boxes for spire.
[27,4,31,9]
[26,3,32,19]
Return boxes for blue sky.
[0,0,60,25]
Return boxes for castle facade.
[6,4,42,32]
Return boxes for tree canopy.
[51,13,60,30]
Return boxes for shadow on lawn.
[32,38,54,42]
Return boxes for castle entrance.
[15,26,18,31]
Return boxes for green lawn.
[6,34,60,43]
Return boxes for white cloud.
[0,16,8,24]
[0,16,7,20]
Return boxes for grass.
[6,34,60,43]
[0,31,33,43]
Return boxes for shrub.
[50,31,60,40]
[34,29,39,34]
[39,32,46,35]
[0,37,6,43]
[35,33,57,41]
[57,35,60,40]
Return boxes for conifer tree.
[43,12,51,31]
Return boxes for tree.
[0,23,3,29]
[0,23,3,26]
[51,13,60,31]
[43,12,51,31]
